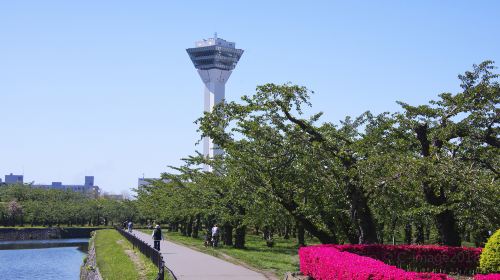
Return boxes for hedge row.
[333,244,481,275]
[299,245,452,280]
[474,274,500,280]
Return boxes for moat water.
[0,239,88,280]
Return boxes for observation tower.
[186,34,244,159]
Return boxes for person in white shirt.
[211,224,220,247]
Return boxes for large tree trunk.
[280,108,372,244]
[297,221,306,247]
[404,223,412,244]
[339,213,359,244]
[234,225,246,249]
[347,183,379,244]
[421,182,461,246]
[280,197,337,244]
[223,223,233,246]
[192,214,200,238]
[263,226,271,240]
[416,124,461,247]
[414,222,424,244]
[436,210,461,246]
[186,217,193,237]
[377,222,385,244]
[318,208,340,241]
[180,221,187,236]
[422,182,461,246]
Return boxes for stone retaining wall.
[0,227,102,241]
[80,234,102,280]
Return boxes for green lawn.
[94,229,158,280]
[141,229,308,278]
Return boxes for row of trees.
[135,61,499,248]
[0,184,138,227]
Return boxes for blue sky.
[1,1,499,194]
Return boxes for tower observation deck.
[187,34,244,161]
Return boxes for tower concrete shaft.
[198,69,231,158]
[187,35,243,160]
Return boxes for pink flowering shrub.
[333,244,481,275]
[474,274,500,280]
[299,245,453,280]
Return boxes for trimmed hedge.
[333,244,482,275]
[474,274,500,280]
[479,229,500,273]
[299,245,452,280]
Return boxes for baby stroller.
[211,233,219,248]
[204,232,213,247]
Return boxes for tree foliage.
[0,184,136,227]
[135,61,499,247]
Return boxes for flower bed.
[332,244,482,275]
[299,245,453,280]
[474,274,500,280]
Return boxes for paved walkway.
[132,230,268,280]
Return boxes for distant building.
[2,173,100,197]
[33,176,99,196]
[85,176,94,186]
[138,177,170,187]
[101,193,125,201]
[138,177,154,187]
[5,173,24,184]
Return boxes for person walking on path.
[211,224,220,248]
[152,224,163,251]
[127,221,134,233]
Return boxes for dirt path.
[116,239,147,280]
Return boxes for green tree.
[393,61,499,246]
[197,84,394,243]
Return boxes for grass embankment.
[94,229,158,280]
[141,229,308,278]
